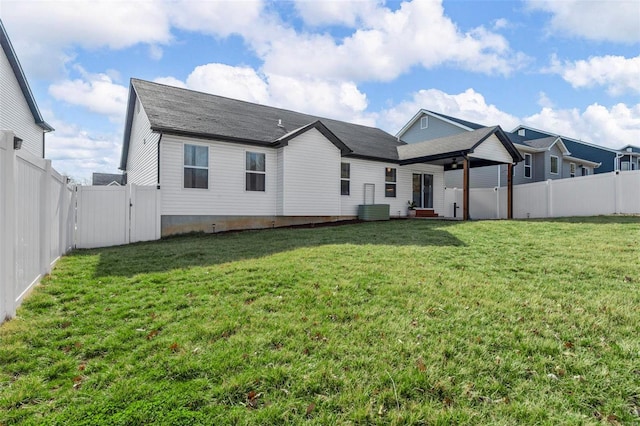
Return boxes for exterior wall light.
[13,137,22,150]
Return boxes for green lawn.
[1,217,639,425]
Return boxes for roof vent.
[277,119,284,128]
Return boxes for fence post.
[546,180,553,218]
[39,160,53,276]
[614,171,622,214]
[1,132,17,319]
[58,177,67,256]
[155,186,162,239]
[126,184,132,244]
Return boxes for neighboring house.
[119,79,521,234]
[511,126,620,174]
[617,145,640,171]
[397,110,601,188]
[0,19,53,158]
[92,172,126,186]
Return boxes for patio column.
[463,157,469,220]
[507,163,513,219]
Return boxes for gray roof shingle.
[124,79,405,166]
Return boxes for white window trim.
[550,155,559,175]
[385,167,397,198]
[569,162,576,178]
[524,153,532,179]
[341,162,350,196]
[183,142,209,190]
[245,150,266,192]
[420,116,429,129]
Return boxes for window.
[420,116,429,129]
[518,128,525,136]
[524,153,532,179]
[550,156,559,174]
[570,163,576,178]
[341,162,350,195]
[582,167,589,176]
[385,167,396,198]
[246,152,266,191]
[184,144,208,189]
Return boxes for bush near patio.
[1,217,639,425]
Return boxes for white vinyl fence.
[444,171,640,220]
[1,131,74,320]
[1,130,161,320]
[75,184,161,249]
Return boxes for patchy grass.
[1,217,639,425]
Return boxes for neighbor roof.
[92,173,126,186]
[121,79,405,169]
[0,19,53,132]
[425,110,485,131]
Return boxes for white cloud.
[378,88,520,134]
[293,0,385,27]
[48,67,129,123]
[522,103,640,148]
[166,0,264,36]
[185,64,270,104]
[261,0,528,81]
[546,55,640,96]
[527,0,640,43]
[2,0,527,83]
[43,113,122,182]
[267,74,374,125]
[537,92,554,108]
[493,18,509,30]
[157,63,374,124]
[2,0,172,48]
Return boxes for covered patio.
[398,126,524,220]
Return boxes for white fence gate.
[444,170,640,219]
[75,184,161,249]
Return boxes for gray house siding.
[543,144,563,181]
[401,115,467,143]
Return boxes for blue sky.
[1,0,638,182]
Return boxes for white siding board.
[340,158,444,216]
[126,101,159,185]
[161,135,277,216]
[470,134,513,164]
[282,128,341,216]
[0,47,43,158]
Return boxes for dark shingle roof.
[121,79,404,169]
[522,136,559,150]
[92,173,126,186]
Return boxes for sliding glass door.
[412,173,433,208]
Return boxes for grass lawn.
[1,217,639,425]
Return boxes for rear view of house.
[120,80,523,234]
[120,79,448,235]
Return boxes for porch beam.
[463,157,470,220]
[507,162,514,219]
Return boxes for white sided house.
[120,80,522,235]
[0,20,53,157]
